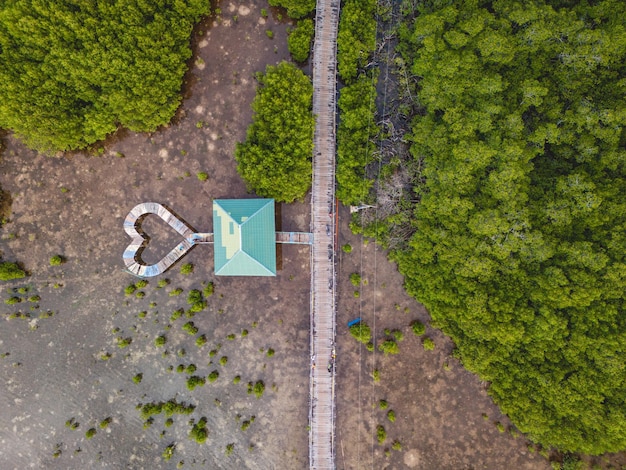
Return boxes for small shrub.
[349,273,361,286]
[188,417,208,443]
[261,8,268,17]
[28,295,41,303]
[99,417,112,429]
[0,262,26,281]
[208,370,219,382]
[226,333,236,340]
[411,320,426,336]
[157,279,170,288]
[266,348,275,357]
[5,296,21,305]
[252,380,265,398]
[165,418,174,427]
[196,335,207,347]
[186,364,197,374]
[366,342,374,352]
[379,400,388,410]
[162,444,175,461]
[225,443,234,455]
[233,375,241,384]
[392,440,402,451]
[186,375,206,391]
[17,286,29,294]
[182,322,198,335]
[180,263,194,275]
[155,335,167,347]
[203,282,214,297]
[219,356,228,366]
[422,337,435,351]
[241,329,248,337]
[100,352,112,361]
[169,288,183,297]
[387,410,396,422]
[392,330,404,342]
[85,428,97,439]
[342,244,352,253]
[135,291,145,299]
[353,291,360,298]
[378,339,399,355]
[117,337,132,349]
[138,311,147,318]
[241,420,251,431]
[135,279,148,288]
[496,421,505,433]
[133,373,143,384]
[176,364,185,373]
[349,322,371,344]
[49,255,63,266]
[265,30,274,39]
[376,425,386,444]
[170,308,183,321]
[209,349,218,357]
[372,369,380,382]
[197,172,209,181]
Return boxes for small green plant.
[376,425,386,444]
[366,342,374,352]
[155,335,167,347]
[241,420,251,431]
[265,30,274,39]
[226,333,236,341]
[248,380,265,398]
[387,410,396,422]
[135,291,145,299]
[233,375,241,384]
[188,417,208,443]
[162,444,175,461]
[219,356,228,366]
[203,282,214,297]
[186,364,197,374]
[392,330,404,342]
[349,322,371,344]
[372,369,380,382]
[165,418,174,427]
[349,273,361,286]
[5,296,21,305]
[186,375,206,390]
[117,337,132,349]
[353,291,360,298]
[28,295,41,303]
[342,244,352,253]
[225,443,234,455]
[138,311,147,318]
[197,172,208,181]
[196,335,207,347]
[422,337,435,351]
[392,440,402,451]
[135,279,148,288]
[157,279,170,288]
[85,428,97,439]
[133,373,143,384]
[99,417,112,429]
[378,339,399,355]
[170,308,183,321]
[208,370,219,382]
[379,400,388,410]
[266,348,275,357]
[209,349,218,357]
[169,288,183,297]
[182,322,198,335]
[261,8,268,17]
[496,421,505,433]
[176,364,185,373]
[411,320,426,336]
[241,329,248,337]
[180,263,194,275]
[49,255,63,266]
[100,352,112,361]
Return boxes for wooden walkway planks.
[309,0,340,468]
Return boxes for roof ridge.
[240,199,272,227]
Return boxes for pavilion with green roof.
[212,198,277,276]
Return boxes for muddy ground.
[0,1,620,469]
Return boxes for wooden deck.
[309,0,340,468]
[276,231,313,244]
[123,203,208,277]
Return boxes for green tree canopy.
[235,61,314,203]
[394,0,626,454]
[0,0,209,151]
[268,0,315,19]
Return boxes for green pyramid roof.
[213,199,276,276]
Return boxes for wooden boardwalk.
[309,0,340,468]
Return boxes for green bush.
[132,373,143,384]
[288,19,314,62]
[241,420,251,431]
[378,339,399,355]
[203,282,214,297]
[188,417,208,443]
[180,263,193,275]
[195,335,207,347]
[169,288,183,297]
[170,308,183,321]
[266,348,275,357]
[117,337,132,349]
[349,322,371,344]
[99,417,112,429]
[422,338,435,351]
[268,0,315,19]
[233,375,241,384]
[182,322,198,335]
[387,410,396,423]
[225,443,234,456]
[411,320,425,336]
[162,444,175,461]
[186,375,206,391]
[379,399,388,410]
[376,425,386,444]
[392,330,404,342]
[208,370,219,382]
[392,440,402,451]
[86,428,97,439]
[49,255,63,266]
[5,296,21,305]
[176,364,185,373]
[157,279,170,288]
[135,279,148,288]
[349,273,361,287]
[197,172,208,181]
[219,356,228,366]
[155,335,167,347]
[0,262,26,281]
[235,61,314,203]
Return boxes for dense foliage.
[394,0,626,454]
[335,0,379,206]
[288,19,314,62]
[336,0,377,84]
[0,0,209,151]
[0,261,26,281]
[268,0,315,19]
[235,61,314,203]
